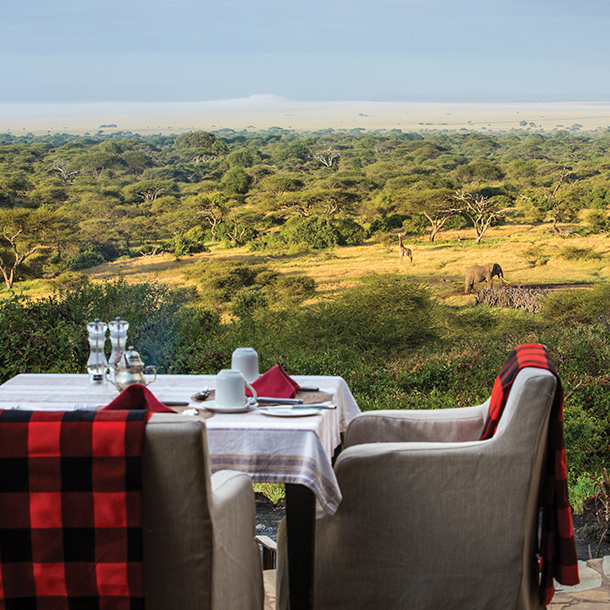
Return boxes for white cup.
[231,348,259,383]
[215,369,258,409]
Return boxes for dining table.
[0,372,361,610]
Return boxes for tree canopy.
[1,126,610,285]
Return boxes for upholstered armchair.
[277,367,557,610]
[143,414,264,610]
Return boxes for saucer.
[204,400,257,414]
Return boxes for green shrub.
[67,248,105,270]
[336,218,366,245]
[281,276,437,353]
[570,474,597,514]
[165,226,210,256]
[232,287,269,319]
[280,216,340,249]
[368,214,407,234]
[541,284,610,324]
[584,210,609,233]
[401,215,429,236]
[200,264,259,303]
[558,244,601,261]
[0,294,87,381]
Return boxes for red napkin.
[246,364,301,398]
[101,383,177,412]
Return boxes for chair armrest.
[344,401,489,447]
[255,535,277,570]
[210,470,264,610]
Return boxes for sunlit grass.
[253,482,285,505]
[3,222,610,303]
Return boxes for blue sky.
[1,0,609,103]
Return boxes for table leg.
[285,483,315,610]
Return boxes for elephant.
[464,263,509,293]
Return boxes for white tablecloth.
[0,373,361,514]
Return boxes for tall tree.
[174,131,228,163]
[0,209,68,289]
[453,190,514,244]
[403,188,457,242]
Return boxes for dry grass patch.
[4,223,610,303]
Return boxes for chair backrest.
[142,414,215,610]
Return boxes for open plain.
[3,100,610,136]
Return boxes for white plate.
[204,401,257,414]
[259,407,321,418]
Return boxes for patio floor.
[263,559,610,609]
[549,558,610,609]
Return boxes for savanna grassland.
[2,126,610,507]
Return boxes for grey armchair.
[277,367,557,610]
[142,414,264,610]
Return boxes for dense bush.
[279,216,340,249]
[541,283,610,324]
[2,276,610,506]
[335,218,367,245]
[280,276,438,353]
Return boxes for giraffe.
[398,234,413,264]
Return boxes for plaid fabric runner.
[480,344,579,606]
[0,408,150,610]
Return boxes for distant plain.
[3,100,610,136]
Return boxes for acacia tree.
[404,188,457,242]
[185,192,231,240]
[314,148,341,168]
[544,165,578,234]
[0,209,67,289]
[174,131,228,163]
[453,189,514,244]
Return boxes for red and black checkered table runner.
[480,343,579,605]
[0,408,150,610]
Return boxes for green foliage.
[584,210,609,233]
[2,276,610,500]
[335,218,366,245]
[541,284,610,324]
[0,294,87,380]
[281,276,437,354]
[198,263,259,304]
[571,474,597,514]
[401,214,429,236]
[232,287,269,320]
[368,214,408,234]
[67,248,106,271]
[221,167,253,195]
[165,226,210,256]
[279,216,340,249]
[558,244,601,261]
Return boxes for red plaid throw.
[480,343,579,606]
[0,408,150,610]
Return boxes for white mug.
[215,369,258,409]
[231,347,259,383]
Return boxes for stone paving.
[550,558,610,609]
[263,570,276,610]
